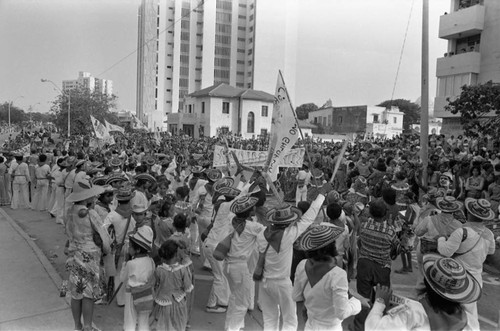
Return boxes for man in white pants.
[295,164,311,206]
[256,185,330,331]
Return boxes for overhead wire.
[389,0,415,106]
[97,0,206,77]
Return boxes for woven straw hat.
[230,195,259,214]
[218,186,241,198]
[92,176,108,186]
[294,223,345,251]
[424,187,445,202]
[213,177,235,193]
[66,178,104,203]
[436,196,463,213]
[205,168,222,182]
[267,205,302,225]
[60,156,76,167]
[129,226,153,252]
[191,165,204,174]
[134,173,157,184]
[464,198,495,221]
[109,157,123,167]
[143,155,156,166]
[115,185,136,201]
[423,253,481,304]
[105,173,127,185]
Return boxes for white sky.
[0,0,450,114]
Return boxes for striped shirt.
[358,219,398,268]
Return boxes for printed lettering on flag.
[90,115,108,139]
[264,71,300,181]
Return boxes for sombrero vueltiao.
[143,156,156,166]
[109,157,123,168]
[423,253,481,304]
[218,186,241,199]
[267,205,302,225]
[230,196,259,215]
[294,223,345,251]
[92,176,108,186]
[115,185,136,201]
[205,168,223,182]
[191,165,204,174]
[105,173,128,185]
[213,177,235,193]
[135,173,157,184]
[464,198,495,221]
[436,196,463,213]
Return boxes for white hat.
[66,178,104,203]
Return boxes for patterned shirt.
[358,219,398,268]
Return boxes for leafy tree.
[444,81,500,138]
[0,102,27,124]
[296,103,318,120]
[29,112,55,123]
[50,86,120,136]
[377,99,421,130]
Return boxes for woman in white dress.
[293,223,366,331]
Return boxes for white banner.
[12,144,31,157]
[90,115,109,139]
[132,115,147,130]
[212,145,305,168]
[105,120,125,133]
[264,71,301,180]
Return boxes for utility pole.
[421,0,429,187]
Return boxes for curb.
[0,208,70,306]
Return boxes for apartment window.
[248,49,253,55]
[222,102,230,114]
[215,57,230,67]
[215,35,231,45]
[215,46,231,56]
[181,20,189,29]
[180,67,189,76]
[247,83,252,88]
[373,114,379,123]
[247,112,255,133]
[393,117,397,124]
[236,83,244,87]
[249,26,253,32]
[314,117,317,124]
[261,105,268,117]
[216,23,231,34]
[237,71,244,76]
[239,3,246,8]
[181,32,190,41]
[248,60,252,66]
[180,55,189,63]
[166,89,171,92]
[238,14,246,19]
[238,26,246,31]
[328,115,332,126]
[261,129,268,137]
[199,125,205,137]
[237,37,245,42]
[181,8,190,16]
[237,49,245,53]
[179,78,188,87]
[168,30,173,34]
[216,12,231,22]
[215,69,230,79]
[216,0,232,10]
[249,14,254,21]
[237,60,245,64]
[188,105,192,113]
[180,43,190,52]
[249,37,253,43]
[250,3,254,9]
[202,102,205,114]
[167,65,172,69]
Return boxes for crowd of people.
[0,129,499,331]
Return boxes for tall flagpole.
[421,0,429,187]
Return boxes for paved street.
[1,205,499,330]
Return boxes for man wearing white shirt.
[256,185,331,331]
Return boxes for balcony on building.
[436,50,481,77]
[439,3,485,40]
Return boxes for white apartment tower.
[434,0,500,135]
[136,0,298,130]
[62,71,113,96]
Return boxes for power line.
[97,0,206,77]
[389,0,415,106]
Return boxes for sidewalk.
[0,207,74,331]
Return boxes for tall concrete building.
[136,0,298,130]
[62,71,113,96]
[434,0,500,135]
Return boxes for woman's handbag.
[253,243,270,281]
[213,223,243,261]
[131,259,155,312]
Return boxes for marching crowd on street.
[0,128,499,331]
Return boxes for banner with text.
[264,71,301,181]
[212,145,305,168]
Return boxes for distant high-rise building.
[136,0,298,130]
[434,0,500,135]
[62,71,113,96]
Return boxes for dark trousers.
[353,258,391,331]
[401,251,412,271]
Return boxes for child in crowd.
[120,227,155,331]
[150,239,194,331]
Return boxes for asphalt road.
[3,205,500,330]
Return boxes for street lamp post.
[8,95,24,131]
[41,79,71,137]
